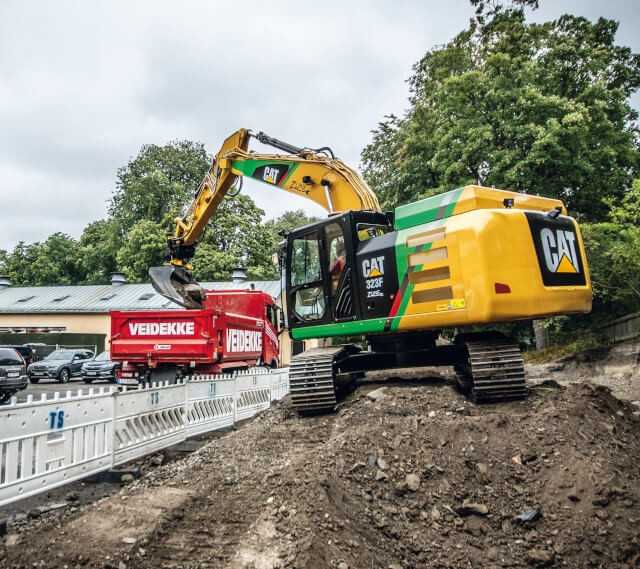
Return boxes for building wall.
[0,313,111,337]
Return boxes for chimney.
[0,276,10,289]
[110,272,127,286]
[231,267,248,284]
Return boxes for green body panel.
[290,317,387,340]
[393,188,463,230]
[289,188,465,340]
[231,159,299,186]
[389,220,445,330]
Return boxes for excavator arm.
[149,128,381,308]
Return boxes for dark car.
[82,351,119,383]
[27,349,94,383]
[0,347,28,404]
[0,345,35,366]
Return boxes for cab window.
[289,233,326,321]
[325,223,346,296]
[290,234,321,287]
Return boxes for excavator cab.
[284,211,393,330]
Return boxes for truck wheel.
[29,376,40,384]
[59,368,71,383]
[0,392,13,405]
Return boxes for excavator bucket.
[149,266,206,309]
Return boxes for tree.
[191,244,237,281]
[581,223,640,315]
[78,219,120,284]
[116,220,167,283]
[196,194,277,280]
[609,178,640,226]
[109,140,210,234]
[361,5,640,220]
[0,234,83,286]
[264,209,320,239]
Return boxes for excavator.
[150,128,592,413]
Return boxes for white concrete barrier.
[0,368,289,507]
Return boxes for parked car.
[0,345,35,366]
[0,347,28,404]
[27,349,94,383]
[82,351,119,383]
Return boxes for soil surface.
[527,338,640,403]
[2,370,640,569]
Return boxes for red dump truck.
[110,289,282,385]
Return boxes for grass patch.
[524,335,603,364]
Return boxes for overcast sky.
[1,0,638,250]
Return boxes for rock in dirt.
[513,508,542,525]
[366,388,387,402]
[405,473,420,492]
[455,501,488,517]
[487,546,499,561]
[527,548,554,566]
[375,469,388,481]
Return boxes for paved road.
[15,377,117,402]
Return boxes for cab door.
[286,230,331,328]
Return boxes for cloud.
[0,0,638,249]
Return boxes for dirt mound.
[2,376,640,569]
[527,337,640,402]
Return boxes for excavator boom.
[151,129,380,308]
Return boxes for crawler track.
[455,335,528,403]
[289,347,343,412]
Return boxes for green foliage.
[581,222,640,315]
[199,194,276,278]
[109,140,210,234]
[0,234,82,286]
[115,220,167,283]
[608,178,640,226]
[78,219,120,284]
[264,209,319,237]
[523,332,601,363]
[362,8,640,220]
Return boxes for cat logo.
[263,166,280,184]
[540,228,579,273]
[526,212,586,287]
[362,256,385,278]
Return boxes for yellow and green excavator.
[150,128,592,412]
